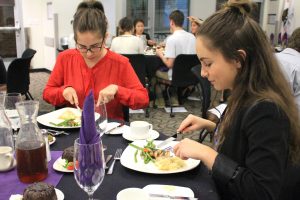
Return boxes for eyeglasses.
[76,41,103,53]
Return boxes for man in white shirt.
[156,10,196,80]
[276,27,300,112]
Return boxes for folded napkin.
[78,91,104,186]
[79,90,100,144]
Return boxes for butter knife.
[156,137,176,148]
[105,123,124,134]
[105,155,112,169]
[149,193,198,200]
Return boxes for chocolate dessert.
[62,146,74,162]
[23,182,57,200]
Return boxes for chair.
[22,48,37,59]
[122,54,151,118]
[191,64,213,143]
[6,49,36,100]
[154,54,200,117]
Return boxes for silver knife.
[149,193,198,200]
[156,137,176,148]
[105,155,112,169]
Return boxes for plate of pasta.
[37,107,99,129]
[120,140,200,174]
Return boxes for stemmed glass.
[95,102,107,136]
[74,138,105,200]
[4,93,22,144]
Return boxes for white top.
[110,35,144,54]
[276,48,300,113]
[164,30,196,79]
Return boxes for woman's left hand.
[173,138,218,170]
[97,84,118,105]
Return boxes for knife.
[105,155,112,169]
[149,193,198,200]
[156,137,176,148]
[105,123,124,134]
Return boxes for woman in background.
[174,1,300,199]
[134,18,156,46]
[187,16,203,35]
[110,17,144,54]
[43,1,148,121]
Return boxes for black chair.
[191,64,213,143]
[0,57,6,85]
[122,54,151,118]
[6,49,36,100]
[154,54,200,117]
[22,48,37,59]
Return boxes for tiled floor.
[30,71,217,142]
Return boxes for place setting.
[122,120,160,141]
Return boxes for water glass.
[74,138,105,200]
[95,102,107,136]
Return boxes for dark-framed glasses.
[76,42,103,53]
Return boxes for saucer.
[0,158,16,172]
[117,188,149,200]
[122,129,159,141]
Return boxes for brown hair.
[118,17,134,35]
[288,27,300,52]
[169,10,184,27]
[197,0,300,163]
[73,0,107,42]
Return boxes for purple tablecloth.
[0,151,63,199]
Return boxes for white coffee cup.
[130,121,153,140]
[0,146,14,171]
[117,188,149,200]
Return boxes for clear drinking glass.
[74,138,105,200]
[4,93,22,143]
[95,102,107,136]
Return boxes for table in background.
[49,127,220,200]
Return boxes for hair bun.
[224,0,254,16]
[77,0,104,13]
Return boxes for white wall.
[190,0,216,20]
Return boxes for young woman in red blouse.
[43,1,148,121]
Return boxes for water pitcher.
[15,101,48,183]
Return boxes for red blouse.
[43,49,149,120]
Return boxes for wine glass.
[74,138,105,200]
[95,102,107,136]
[4,93,22,144]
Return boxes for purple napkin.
[77,90,104,186]
[79,90,100,144]
[0,151,63,200]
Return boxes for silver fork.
[107,148,122,174]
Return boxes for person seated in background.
[43,1,149,121]
[173,1,300,200]
[155,10,196,107]
[133,18,156,47]
[187,16,203,35]
[276,27,300,113]
[110,17,144,54]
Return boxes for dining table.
[1,121,220,200]
[47,125,220,200]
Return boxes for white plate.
[122,129,159,141]
[53,157,73,173]
[37,107,100,129]
[143,184,194,199]
[104,122,122,135]
[9,188,64,200]
[120,140,200,174]
[49,136,56,145]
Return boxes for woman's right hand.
[177,114,216,133]
[62,87,79,106]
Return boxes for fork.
[42,129,69,136]
[107,148,122,174]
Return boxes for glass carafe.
[0,106,15,172]
[15,101,48,183]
